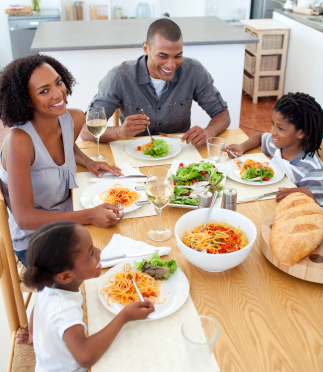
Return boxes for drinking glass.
[206,137,226,163]
[181,316,219,367]
[86,107,108,161]
[145,167,174,241]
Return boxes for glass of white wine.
[145,167,174,241]
[86,106,108,161]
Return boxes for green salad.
[142,139,171,158]
[170,161,224,206]
[241,166,274,182]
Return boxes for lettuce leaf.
[143,139,171,158]
[134,251,177,280]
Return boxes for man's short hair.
[147,19,182,45]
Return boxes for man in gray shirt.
[81,18,230,146]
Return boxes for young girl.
[16,222,154,371]
[225,92,323,205]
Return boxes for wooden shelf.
[243,24,290,104]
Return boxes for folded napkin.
[100,234,171,268]
[89,163,147,183]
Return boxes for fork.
[124,263,145,302]
[141,109,154,144]
[226,148,243,167]
[115,201,121,220]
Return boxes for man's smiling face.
[143,33,183,81]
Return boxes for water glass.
[181,316,219,367]
[206,137,225,163]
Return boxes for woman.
[0,54,124,267]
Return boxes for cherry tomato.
[192,178,197,184]
[137,146,141,151]
[174,181,177,185]
[185,192,190,196]
[179,163,184,167]
[213,165,215,168]
[264,177,270,181]
[201,171,207,175]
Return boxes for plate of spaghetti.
[182,220,248,254]
[126,136,181,160]
[98,260,189,321]
[80,180,145,213]
[226,156,284,185]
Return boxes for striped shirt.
[261,133,323,206]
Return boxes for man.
[81,18,230,146]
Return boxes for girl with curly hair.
[0,55,124,267]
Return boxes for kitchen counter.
[31,16,257,52]
[274,9,323,33]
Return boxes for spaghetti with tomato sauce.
[182,220,248,254]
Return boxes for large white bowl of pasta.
[175,208,257,272]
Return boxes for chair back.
[112,109,120,127]
[0,199,28,328]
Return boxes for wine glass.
[145,167,174,241]
[86,106,108,161]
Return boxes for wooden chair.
[0,237,36,372]
[112,109,120,127]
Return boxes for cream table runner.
[219,153,296,202]
[85,277,220,372]
[73,172,156,219]
[110,138,203,168]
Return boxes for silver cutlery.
[135,186,146,191]
[141,108,154,144]
[125,263,144,302]
[115,201,121,220]
[103,174,146,179]
[158,132,182,139]
[227,148,243,167]
[101,250,157,262]
[135,200,150,205]
[238,191,279,203]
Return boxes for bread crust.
[270,193,323,266]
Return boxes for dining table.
[76,128,323,372]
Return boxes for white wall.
[0,0,61,70]
[273,11,323,108]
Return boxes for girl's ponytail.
[24,222,81,291]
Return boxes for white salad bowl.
[175,208,257,272]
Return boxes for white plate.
[98,260,190,321]
[169,160,227,210]
[80,180,146,213]
[226,155,284,185]
[126,136,181,160]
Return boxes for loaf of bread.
[270,193,323,266]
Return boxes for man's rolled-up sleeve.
[88,68,121,120]
[193,64,228,118]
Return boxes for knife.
[100,250,158,262]
[102,174,146,178]
[158,132,182,139]
[238,191,279,203]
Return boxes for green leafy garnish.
[241,166,273,183]
[143,139,171,158]
[134,251,177,280]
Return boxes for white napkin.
[89,163,147,183]
[100,234,171,268]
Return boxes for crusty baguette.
[270,193,323,266]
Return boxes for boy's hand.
[15,326,33,345]
[276,187,315,202]
[121,299,155,322]
[224,144,244,158]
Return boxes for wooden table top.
[76,129,323,372]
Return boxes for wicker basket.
[262,34,283,49]
[244,52,280,74]
[243,71,277,95]
[245,28,258,53]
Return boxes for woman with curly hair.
[0,54,124,267]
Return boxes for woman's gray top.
[0,112,78,252]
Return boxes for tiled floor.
[0,92,276,370]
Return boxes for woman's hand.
[86,159,122,177]
[276,187,315,202]
[89,203,124,227]
[224,144,245,158]
[15,326,33,345]
[121,299,155,322]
